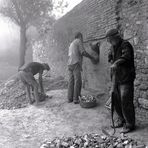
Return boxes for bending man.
[18,62,50,105]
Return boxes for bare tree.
[0,0,54,68]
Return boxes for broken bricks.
[40,133,147,148]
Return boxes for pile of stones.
[40,131,147,148]
[0,75,67,109]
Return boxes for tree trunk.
[19,24,27,68]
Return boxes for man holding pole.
[106,29,136,134]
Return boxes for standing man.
[18,62,50,105]
[67,32,97,104]
[106,29,136,133]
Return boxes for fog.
[0,16,19,66]
[0,16,19,81]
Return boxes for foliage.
[0,0,53,26]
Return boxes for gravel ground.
[0,75,68,110]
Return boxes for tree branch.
[0,6,20,25]
[12,0,25,25]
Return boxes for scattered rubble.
[0,75,68,110]
[79,95,97,108]
[40,131,147,148]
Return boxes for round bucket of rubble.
[79,95,97,108]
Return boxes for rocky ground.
[0,76,148,148]
[0,75,68,109]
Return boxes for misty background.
[0,16,19,80]
[0,0,82,81]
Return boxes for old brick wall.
[117,0,148,103]
[53,0,148,103]
[54,0,119,93]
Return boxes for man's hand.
[91,57,99,64]
[110,63,117,71]
[39,72,44,94]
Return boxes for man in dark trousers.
[106,29,136,133]
[18,62,50,105]
[67,32,97,104]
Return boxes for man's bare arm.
[38,71,44,94]
[78,40,96,61]
[81,51,94,59]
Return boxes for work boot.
[120,125,135,134]
[74,100,79,104]
[111,120,125,128]
[68,100,73,103]
[30,100,35,104]
[111,122,124,128]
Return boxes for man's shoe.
[68,100,73,103]
[39,97,46,102]
[120,126,135,134]
[111,122,124,128]
[74,100,79,104]
[30,100,35,104]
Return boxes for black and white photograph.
[0,0,148,147]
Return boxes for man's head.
[75,32,83,41]
[42,63,50,71]
[106,29,122,46]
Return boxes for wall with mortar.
[54,0,119,93]
[53,0,148,104]
[117,0,148,105]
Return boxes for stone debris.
[80,95,96,103]
[0,76,67,110]
[79,95,97,108]
[40,132,147,148]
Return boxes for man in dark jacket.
[106,29,136,133]
[18,62,50,105]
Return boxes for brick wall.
[53,0,148,102]
[117,0,148,103]
[53,0,119,93]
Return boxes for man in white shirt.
[67,32,97,104]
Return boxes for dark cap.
[106,29,119,38]
[75,32,83,39]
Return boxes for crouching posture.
[18,62,50,105]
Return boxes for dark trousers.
[67,63,82,102]
[113,82,135,128]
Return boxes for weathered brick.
[42,0,148,104]
[138,98,148,110]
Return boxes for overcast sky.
[53,0,82,18]
[63,0,82,14]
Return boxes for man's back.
[68,38,84,66]
[20,62,44,75]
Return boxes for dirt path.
[0,89,148,148]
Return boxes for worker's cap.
[75,32,83,39]
[43,63,50,71]
[106,29,119,38]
